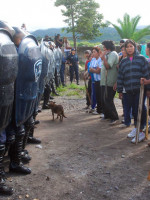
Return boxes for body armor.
[0,29,18,130]
[15,35,42,126]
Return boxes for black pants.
[101,86,119,120]
[69,65,79,83]
[86,79,91,106]
[94,81,102,114]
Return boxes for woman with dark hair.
[118,44,132,128]
[89,47,102,114]
[100,40,119,125]
[117,39,150,143]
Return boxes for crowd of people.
[1,19,150,197]
[84,39,150,144]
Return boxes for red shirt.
[85,60,90,71]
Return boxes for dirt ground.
[1,90,150,200]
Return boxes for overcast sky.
[0,0,150,31]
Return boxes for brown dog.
[48,101,67,121]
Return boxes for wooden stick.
[135,83,144,144]
[83,77,91,106]
[146,97,149,140]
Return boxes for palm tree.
[108,13,150,42]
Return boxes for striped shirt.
[117,54,150,93]
[89,57,101,81]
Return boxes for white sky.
[0,0,150,31]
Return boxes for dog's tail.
[63,114,67,118]
[62,110,67,118]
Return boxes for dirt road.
[2,97,150,200]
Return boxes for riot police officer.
[7,27,42,174]
[0,20,18,195]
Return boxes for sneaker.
[109,120,119,126]
[92,111,99,115]
[127,128,136,138]
[131,132,145,143]
[121,119,125,124]
[89,109,95,113]
[100,113,104,118]
[100,117,109,121]
[119,124,130,128]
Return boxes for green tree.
[108,13,150,42]
[55,0,106,48]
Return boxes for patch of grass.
[115,92,119,98]
[56,85,67,92]
[67,83,85,91]
[66,90,80,96]
[55,83,85,97]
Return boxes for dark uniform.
[0,21,18,196]
[67,49,79,84]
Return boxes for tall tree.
[108,13,150,42]
[55,0,106,48]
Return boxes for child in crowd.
[87,53,97,112]
[66,48,79,85]
[89,47,102,115]
[117,39,150,143]
[84,50,92,109]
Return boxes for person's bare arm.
[101,53,110,69]
[141,78,150,85]
[89,67,101,74]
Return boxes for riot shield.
[15,35,42,126]
[54,47,62,73]
[40,40,56,83]
[53,47,62,87]
[0,29,18,130]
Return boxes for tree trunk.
[71,5,77,49]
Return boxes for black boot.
[0,144,13,195]
[42,84,51,109]
[27,136,41,144]
[49,95,54,100]
[33,112,40,125]
[9,126,31,175]
[51,81,59,96]
[34,120,40,125]
[21,118,34,163]
[21,150,31,164]
[23,118,34,149]
[4,135,15,155]
[27,127,41,144]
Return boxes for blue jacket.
[117,54,150,93]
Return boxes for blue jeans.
[125,92,146,129]
[122,93,132,126]
[91,82,97,109]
